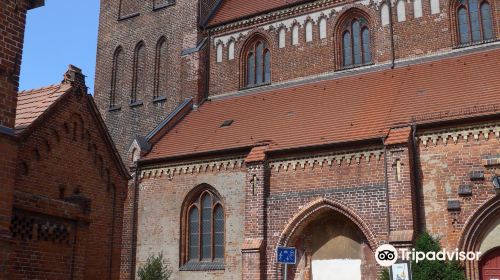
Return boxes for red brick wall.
[207,0,500,96]
[94,0,205,159]
[418,125,500,250]
[0,0,30,128]
[134,163,247,280]
[0,1,38,278]
[10,91,127,280]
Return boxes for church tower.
[94,0,216,159]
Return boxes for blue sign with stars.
[276,247,297,264]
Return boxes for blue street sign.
[276,247,297,264]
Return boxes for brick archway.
[459,196,500,280]
[273,197,380,280]
[277,197,378,249]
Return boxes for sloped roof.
[15,83,72,134]
[145,48,500,161]
[207,0,311,27]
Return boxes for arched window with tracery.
[456,0,494,45]
[243,37,271,88]
[110,46,124,108]
[340,15,372,68]
[182,186,224,268]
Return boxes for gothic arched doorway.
[277,198,378,280]
[481,247,500,280]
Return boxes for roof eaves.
[146,97,193,143]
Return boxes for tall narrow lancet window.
[201,194,212,260]
[131,42,146,104]
[341,16,372,67]
[153,37,167,100]
[188,207,199,261]
[110,46,123,108]
[183,187,224,266]
[456,0,494,45]
[244,37,271,88]
[213,205,224,259]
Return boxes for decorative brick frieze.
[140,157,246,178]
[269,148,383,172]
[418,122,500,146]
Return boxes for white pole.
[284,263,288,280]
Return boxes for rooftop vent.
[220,120,233,127]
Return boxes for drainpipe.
[205,29,211,101]
[383,138,391,236]
[411,125,421,235]
[130,163,140,280]
[388,0,396,69]
[109,186,116,280]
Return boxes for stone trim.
[418,122,500,146]
[140,157,246,178]
[269,148,383,172]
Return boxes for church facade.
[93,0,500,279]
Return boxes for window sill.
[153,96,167,103]
[179,261,224,271]
[108,105,122,112]
[129,100,144,108]
[337,62,374,71]
[153,2,176,11]
[453,39,497,49]
[118,12,140,21]
[241,82,272,91]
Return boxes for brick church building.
[92,0,500,280]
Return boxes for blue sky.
[20,0,100,93]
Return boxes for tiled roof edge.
[209,42,500,102]
[146,97,193,142]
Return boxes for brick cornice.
[140,156,246,179]
[418,122,500,147]
[269,147,383,172]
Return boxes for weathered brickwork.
[207,0,500,96]
[418,124,500,250]
[0,1,43,279]
[8,83,129,279]
[94,0,208,159]
[135,164,246,280]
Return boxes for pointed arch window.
[110,47,124,108]
[341,17,372,68]
[153,37,167,101]
[183,187,224,269]
[244,38,271,88]
[456,0,494,45]
[131,42,146,104]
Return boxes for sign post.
[276,247,296,280]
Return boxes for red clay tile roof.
[208,0,311,27]
[15,83,72,134]
[245,145,269,163]
[385,127,412,145]
[145,48,500,161]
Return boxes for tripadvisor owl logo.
[375,244,399,267]
[375,244,482,267]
